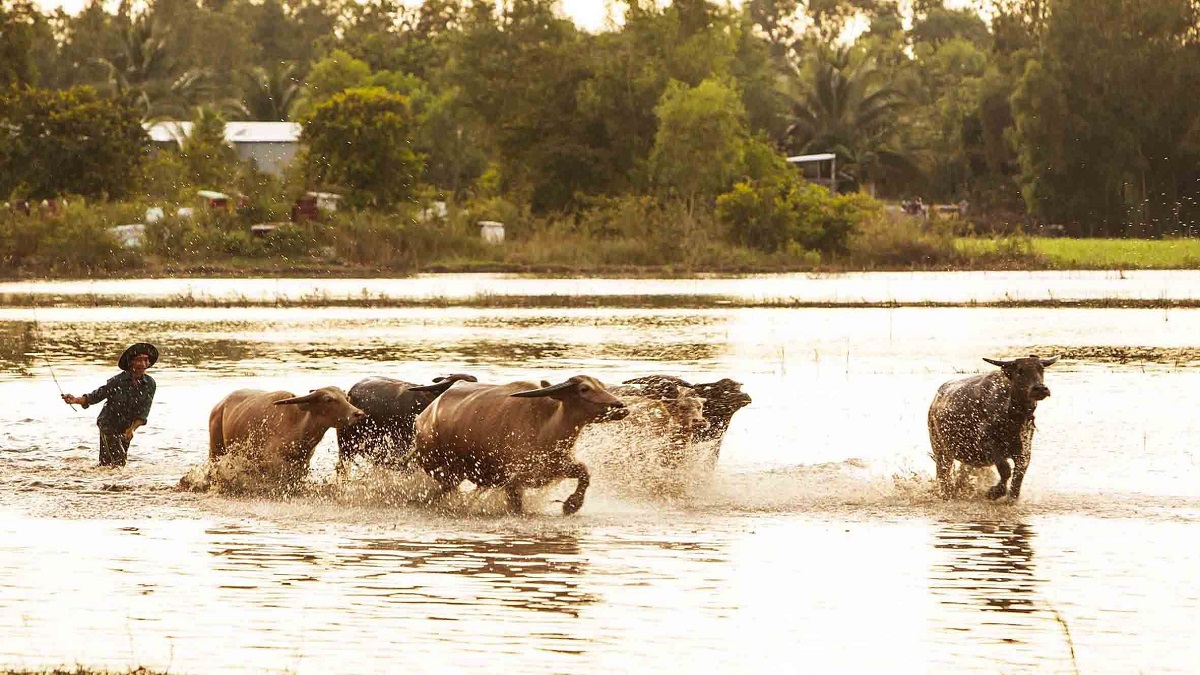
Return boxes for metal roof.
[145,121,302,145]
[786,153,836,163]
[224,122,302,143]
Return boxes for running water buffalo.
[928,355,1058,500]
[409,375,629,515]
[336,373,477,473]
[609,383,708,466]
[208,387,365,480]
[622,375,751,463]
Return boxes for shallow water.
[5,269,1200,304]
[2,275,1200,673]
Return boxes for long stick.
[30,305,77,412]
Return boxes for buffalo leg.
[987,458,1012,500]
[561,461,590,515]
[934,452,955,500]
[504,483,524,514]
[1009,453,1030,500]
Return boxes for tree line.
[3,0,1200,239]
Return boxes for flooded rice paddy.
[1,274,1199,673]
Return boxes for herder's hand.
[61,394,85,405]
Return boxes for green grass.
[956,236,1200,269]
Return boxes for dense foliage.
[2,0,1200,242]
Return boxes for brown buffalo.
[409,375,628,515]
[209,387,365,481]
[928,355,1058,500]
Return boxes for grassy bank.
[955,236,1200,270]
[2,199,1199,279]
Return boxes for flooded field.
[2,274,1200,673]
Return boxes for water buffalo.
[336,373,477,473]
[928,356,1058,500]
[409,375,628,515]
[622,375,751,463]
[208,386,365,482]
[609,383,708,466]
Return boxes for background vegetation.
[3,0,1200,276]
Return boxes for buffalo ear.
[1040,355,1060,367]
[541,380,552,388]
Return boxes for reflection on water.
[928,520,1081,673]
[342,534,595,616]
[932,520,1038,614]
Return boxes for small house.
[144,121,302,177]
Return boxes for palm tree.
[239,61,302,121]
[92,10,212,120]
[783,46,916,193]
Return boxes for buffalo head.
[983,355,1058,404]
[664,385,708,431]
[511,375,629,422]
[274,386,365,428]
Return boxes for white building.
[145,121,302,177]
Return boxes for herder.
[61,343,159,467]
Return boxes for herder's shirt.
[82,372,157,433]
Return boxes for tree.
[301,87,425,207]
[1,1,38,86]
[783,46,911,193]
[0,85,148,199]
[1009,0,1200,235]
[650,77,749,211]
[181,106,239,187]
[291,49,371,119]
[240,61,302,121]
[441,0,600,210]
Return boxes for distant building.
[145,121,302,176]
[786,152,838,194]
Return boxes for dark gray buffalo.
[336,373,476,473]
[622,375,751,463]
[409,375,628,515]
[928,355,1058,500]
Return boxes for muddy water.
[2,280,1200,673]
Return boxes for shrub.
[325,210,484,269]
[0,200,140,275]
[717,178,877,255]
[847,211,962,268]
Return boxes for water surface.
[2,276,1199,673]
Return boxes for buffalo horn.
[274,390,323,406]
[1040,355,1060,367]
[982,357,1011,368]
[511,379,578,398]
[409,380,457,393]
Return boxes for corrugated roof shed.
[144,121,301,145]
